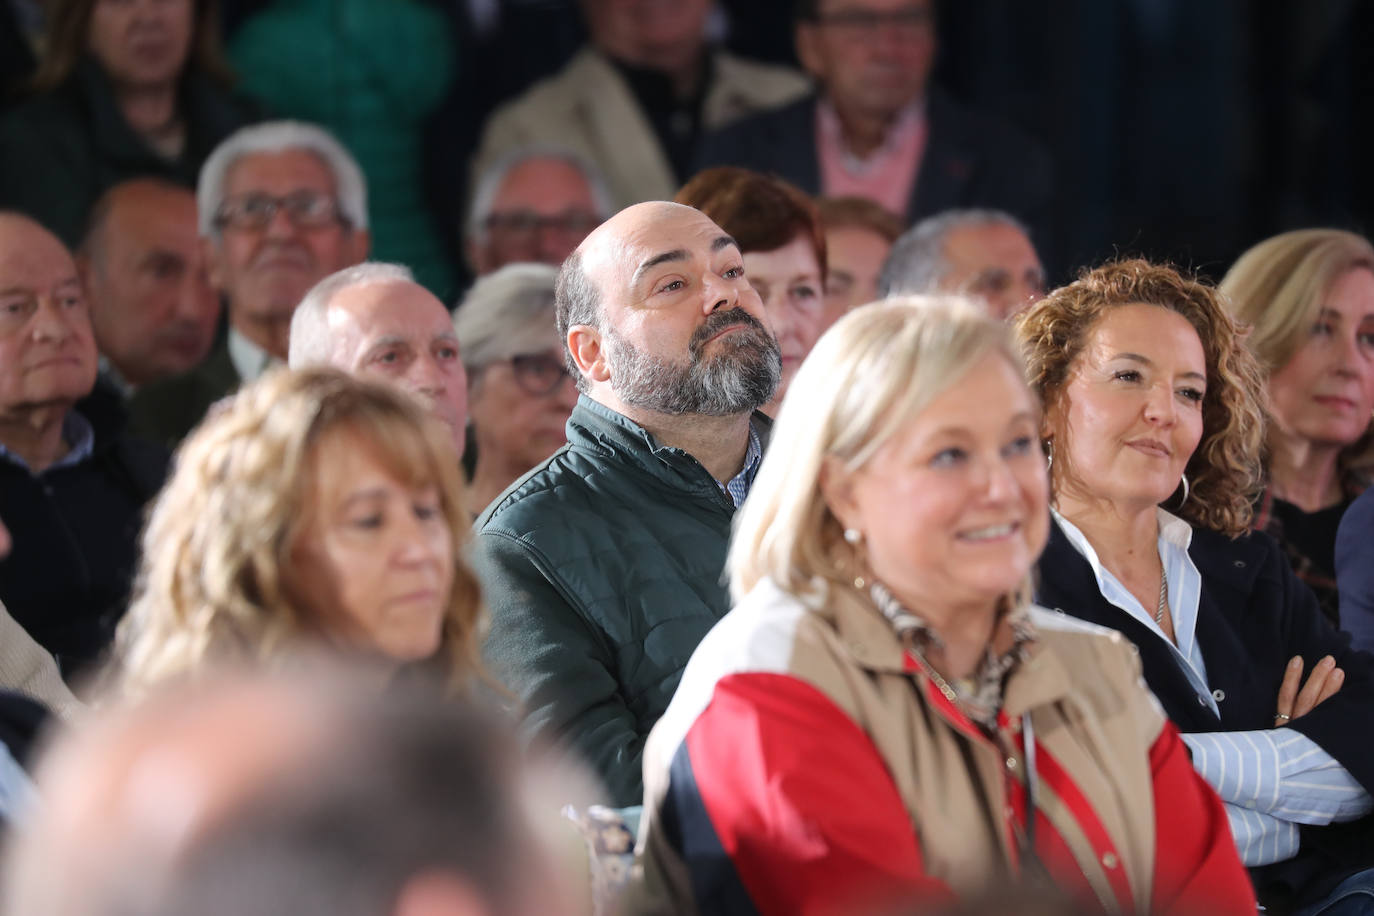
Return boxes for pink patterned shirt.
[815,98,927,218]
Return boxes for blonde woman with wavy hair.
[631,297,1252,916]
[116,368,484,698]
[1021,259,1374,914]
[1219,229,1374,625]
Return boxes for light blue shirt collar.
[0,410,95,474]
[1053,506,1216,715]
[721,422,762,509]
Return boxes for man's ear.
[567,325,608,384]
[74,251,93,296]
[465,238,488,275]
[818,455,860,534]
[349,228,372,262]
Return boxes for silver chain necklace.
[1154,566,1169,625]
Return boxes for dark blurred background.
[9,0,1369,284]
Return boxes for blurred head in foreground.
[3,666,576,916]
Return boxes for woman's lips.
[1126,438,1170,458]
[1313,395,1358,411]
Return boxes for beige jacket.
[0,599,79,720]
[471,47,811,210]
[631,579,1192,914]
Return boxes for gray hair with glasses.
[878,208,1029,297]
[288,262,415,369]
[453,263,561,373]
[464,145,612,245]
[198,121,370,239]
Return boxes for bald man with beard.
[475,201,782,805]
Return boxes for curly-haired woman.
[1018,260,1374,915]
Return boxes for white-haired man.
[465,146,612,276]
[289,263,467,457]
[129,121,371,445]
[878,208,1045,320]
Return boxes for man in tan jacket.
[471,0,809,211]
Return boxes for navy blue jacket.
[1037,519,1374,914]
[0,381,168,678]
[1335,486,1374,653]
[695,90,1053,248]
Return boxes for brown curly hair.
[1013,259,1267,536]
[116,368,485,697]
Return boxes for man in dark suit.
[128,121,370,446]
[696,0,1051,246]
[77,179,222,397]
[0,212,167,677]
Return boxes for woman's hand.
[1274,655,1344,726]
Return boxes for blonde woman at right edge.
[1220,229,1374,625]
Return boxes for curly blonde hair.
[116,368,485,697]
[1014,259,1267,536]
[1220,228,1374,490]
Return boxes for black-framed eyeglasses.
[810,6,933,35]
[484,209,602,241]
[213,191,346,231]
[509,352,571,396]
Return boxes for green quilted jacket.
[474,396,770,806]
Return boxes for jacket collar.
[825,582,1076,715]
[1037,517,1227,730]
[566,395,772,499]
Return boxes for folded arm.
[1181,729,1373,865]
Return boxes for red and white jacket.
[628,578,1256,915]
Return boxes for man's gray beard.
[604,312,782,417]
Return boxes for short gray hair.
[288,262,415,369]
[878,209,1030,297]
[198,121,369,239]
[465,145,612,244]
[554,249,603,393]
[452,263,559,371]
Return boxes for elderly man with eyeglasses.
[130,121,371,447]
[464,146,612,278]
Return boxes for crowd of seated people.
[0,2,1373,915]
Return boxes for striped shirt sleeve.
[1181,728,1372,864]
[1217,804,1300,867]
